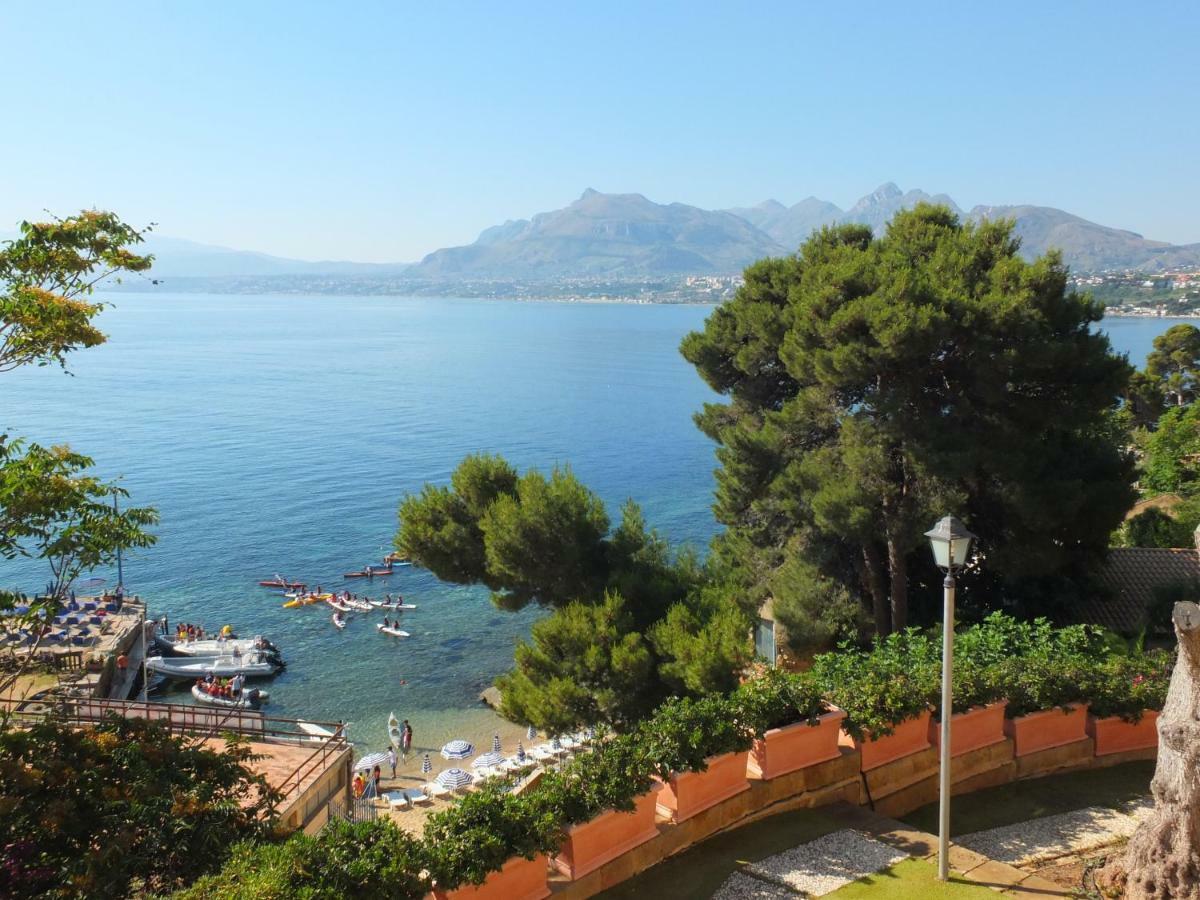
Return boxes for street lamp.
[924,515,976,882]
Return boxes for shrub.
[0,715,276,899]
[732,667,831,735]
[985,617,1109,718]
[174,819,428,900]
[536,733,654,829]
[812,628,939,741]
[635,694,754,780]
[423,781,561,891]
[1085,650,1173,722]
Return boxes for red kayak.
[344,566,393,579]
[259,578,305,589]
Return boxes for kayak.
[376,624,410,638]
[192,683,269,709]
[388,711,403,748]
[283,593,330,608]
[332,615,347,630]
[259,579,305,589]
[327,599,351,613]
[344,598,372,612]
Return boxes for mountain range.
[89,185,1198,280]
[409,183,1200,278]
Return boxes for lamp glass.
[929,536,951,569]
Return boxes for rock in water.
[479,686,502,710]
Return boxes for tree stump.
[1098,601,1200,899]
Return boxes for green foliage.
[1145,322,1200,408]
[423,782,560,890]
[174,819,428,900]
[812,628,940,741]
[1085,650,1173,722]
[1141,403,1200,497]
[400,456,748,732]
[0,210,153,373]
[1123,369,1166,430]
[986,617,1109,718]
[681,204,1135,636]
[480,466,610,609]
[537,733,654,825]
[1114,505,1196,549]
[497,593,660,733]
[0,716,275,899]
[767,553,863,655]
[1148,578,1200,635]
[635,695,754,780]
[732,667,831,734]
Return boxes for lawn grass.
[595,806,843,898]
[904,760,1154,837]
[826,858,999,898]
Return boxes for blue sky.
[2,1,1196,261]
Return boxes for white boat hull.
[376,624,410,638]
[147,653,281,679]
[158,636,274,657]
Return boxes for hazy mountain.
[724,197,843,251]
[411,189,786,277]
[841,182,963,234]
[135,236,411,279]
[968,205,1200,272]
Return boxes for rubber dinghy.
[158,636,279,658]
[376,624,410,638]
[147,652,282,679]
[388,711,403,749]
[192,683,269,709]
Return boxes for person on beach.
[401,720,412,759]
[372,765,382,794]
[352,772,365,798]
[387,746,397,778]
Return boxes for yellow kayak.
[283,593,332,608]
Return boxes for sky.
[1,1,1197,262]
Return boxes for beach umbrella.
[440,739,474,760]
[527,724,537,741]
[492,732,502,753]
[516,741,526,762]
[472,750,504,769]
[421,753,432,775]
[354,751,392,772]
[434,767,473,790]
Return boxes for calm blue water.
[0,296,1179,745]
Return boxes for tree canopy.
[1145,322,1200,409]
[681,204,1135,636]
[397,456,751,731]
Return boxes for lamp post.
[924,515,976,882]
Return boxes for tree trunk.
[886,536,908,632]
[862,544,891,636]
[1097,601,1200,899]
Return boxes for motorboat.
[147,652,283,679]
[158,635,280,658]
[376,624,410,638]
[332,613,347,630]
[192,682,269,709]
[388,711,403,748]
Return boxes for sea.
[0,294,1181,751]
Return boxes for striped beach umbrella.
[492,732,502,753]
[440,739,474,760]
[354,751,392,772]
[434,767,474,790]
[526,724,537,741]
[421,752,432,775]
[472,750,504,769]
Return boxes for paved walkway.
[709,803,1082,898]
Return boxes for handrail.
[272,722,351,802]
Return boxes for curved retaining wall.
[545,727,1155,898]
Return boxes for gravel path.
[740,828,908,896]
[956,800,1153,866]
[711,872,799,899]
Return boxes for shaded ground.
[904,761,1154,837]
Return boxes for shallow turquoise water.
[0,295,1178,747]
[0,294,721,745]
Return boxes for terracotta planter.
[930,702,1008,757]
[747,707,847,780]
[655,750,751,822]
[1004,704,1088,756]
[432,854,550,900]
[839,709,933,770]
[551,788,660,880]
[1087,710,1159,756]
